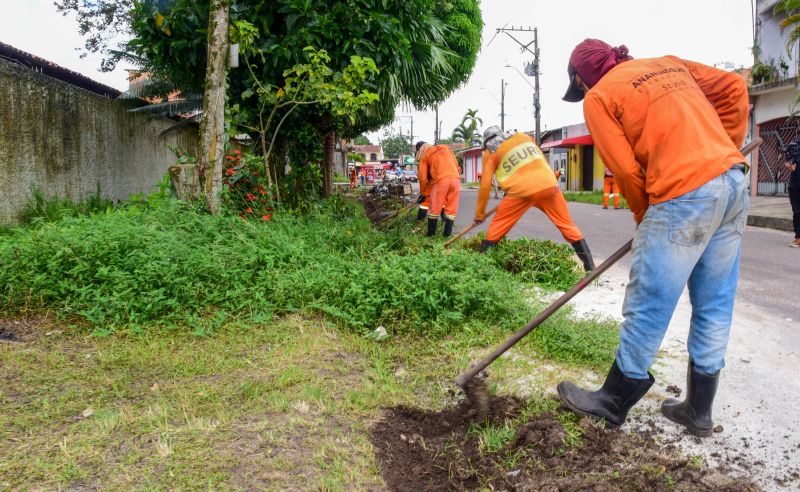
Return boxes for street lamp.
[505,63,540,143]
[480,80,508,131]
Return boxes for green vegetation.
[20,188,114,224]
[0,196,581,337]
[460,233,582,291]
[0,192,624,490]
[562,190,629,209]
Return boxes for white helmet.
[482,126,503,148]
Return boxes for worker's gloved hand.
[473,217,484,225]
[416,195,426,204]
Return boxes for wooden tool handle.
[443,206,499,248]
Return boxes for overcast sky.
[1,0,755,145]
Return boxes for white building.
[750,0,800,196]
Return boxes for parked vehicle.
[403,170,418,182]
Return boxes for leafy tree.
[380,129,412,158]
[59,0,482,204]
[232,44,379,198]
[353,135,372,145]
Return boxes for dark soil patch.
[0,317,48,343]
[371,396,758,491]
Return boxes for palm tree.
[462,108,483,130]
[451,123,471,143]
[775,0,800,107]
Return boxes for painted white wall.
[753,86,796,124]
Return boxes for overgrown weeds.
[0,195,584,338]
[20,187,114,224]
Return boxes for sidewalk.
[747,195,794,232]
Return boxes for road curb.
[747,214,793,232]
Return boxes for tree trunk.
[198,0,230,215]
[323,131,336,198]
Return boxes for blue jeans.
[617,167,749,379]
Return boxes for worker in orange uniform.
[557,39,750,436]
[603,166,620,209]
[349,166,358,189]
[475,126,596,271]
[416,141,461,237]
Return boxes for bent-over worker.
[558,39,750,437]
[475,126,596,271]
[416,141,461,237]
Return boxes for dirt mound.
[370,396,757,491]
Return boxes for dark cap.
[562,65,585,102]
[415,141,427,153]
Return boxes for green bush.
[0,196,556,336]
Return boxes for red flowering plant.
[221,150,274,221]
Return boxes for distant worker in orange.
[475,126,596,271]
[416,141,461,237]
[603,166,621,209]
[349,166,358,189]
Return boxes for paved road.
[451,188,800,322]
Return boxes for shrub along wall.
[0,57,198,224]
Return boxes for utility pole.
[496,26,541,144]
[501,78,506,131]
[434,105,439,142]
[410,116,414,154]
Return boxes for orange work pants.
[603,176,620,209]
[419,183,433,211]
[486,186,583,243]
[430,177,460,219]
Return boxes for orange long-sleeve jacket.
[476,133,556,220]
[418,145,460,194]
[583,56,748,223]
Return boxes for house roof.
[0,41,121,99]
[540,134,594,149]
[353,144,383,154]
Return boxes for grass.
[562,190,628,209]
[0,311,614,491]
[0,192,623,490]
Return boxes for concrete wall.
[0,58,199,224]
[753,85,796,124]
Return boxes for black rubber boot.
[426,218,438,237]
[661,362,719,437]
[557,360,654,428]
[442,218,455,237]
[416,208,428,221]
[571,239,596,271]
[479,239,497,253]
